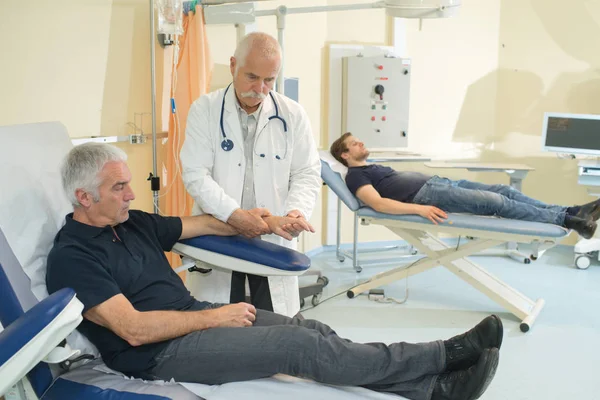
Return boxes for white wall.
[3,0,599,255]
[333,0,600,247]
[0,0,168,213]
[331,0,504,245]
[0,0,112,136]
[491,0,600,218]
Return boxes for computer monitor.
[542,112,600,156]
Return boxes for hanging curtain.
[164,4,212,269]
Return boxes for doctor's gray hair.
[61,142,128,207]
[233,32,282,76]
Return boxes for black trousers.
[230,271,274,311]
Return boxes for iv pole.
[148,0,160,213]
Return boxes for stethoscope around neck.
[219,83,288,160]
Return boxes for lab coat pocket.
[273,157,291,192]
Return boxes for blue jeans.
[412,176,568,225]
[141,303,445,400]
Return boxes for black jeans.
[144,307,444,400]
[230,271,274,311]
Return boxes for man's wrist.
[263,215,277,223]
[226,208,243,223]
[199,308,219,329]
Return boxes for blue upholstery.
[42,379,170,400]
[41,359,201,399]
[179,235,311,272]
[320,160,361,211]
[0,288,76,366]
[321,159,568,239]
[358,208,568,238]
[0,261,24,328]
[0,256,54,397]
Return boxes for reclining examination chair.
[321,158,569,332]
[0,122,397,400]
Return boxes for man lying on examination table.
[47,142,502,400]
[330,132,600,239]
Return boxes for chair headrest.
[0,122,99,361]
[319,153,361,212]
[319,150,348,179]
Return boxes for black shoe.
[444,315,503,372]
[576,199,600,221]
[564,215,597,240]
[432,348,499,400]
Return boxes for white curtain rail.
[254,2,460,17]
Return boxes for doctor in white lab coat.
[180,32,321,317]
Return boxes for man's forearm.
[126,308,218,346]
[373,198,420,215]
[180,215,237,239]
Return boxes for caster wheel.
[311,293,322,307]
[524,258,531,264]
[347,290,356,299]
[300,298,305,308]
[530,255,538,261]
[575,255,591,270]
[337,255,345,262]
[317,276,329,287]
[354,266,363,273]
[520,323,530,333]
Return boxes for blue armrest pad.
[357,207,568,238]
[0,288,76,366]
[179,235,311,272]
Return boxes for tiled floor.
[300,241,600,399]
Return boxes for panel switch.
[374,84,385,100]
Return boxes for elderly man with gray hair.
[46,142,502,400]
[181,32,321,317]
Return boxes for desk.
[425,161,536,264]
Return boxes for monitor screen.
[542,112,600,155]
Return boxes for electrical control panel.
[342,55,411,149]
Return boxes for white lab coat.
[180,86,321,317]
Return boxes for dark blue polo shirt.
[346,164,431,203]
[46,210,205,376]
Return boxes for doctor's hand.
[285,210,304,219]
[211,303,256,328]
[415,205,447,225]
[264,216,313,241]
[284,210,315,237]
[227,208,272,238]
